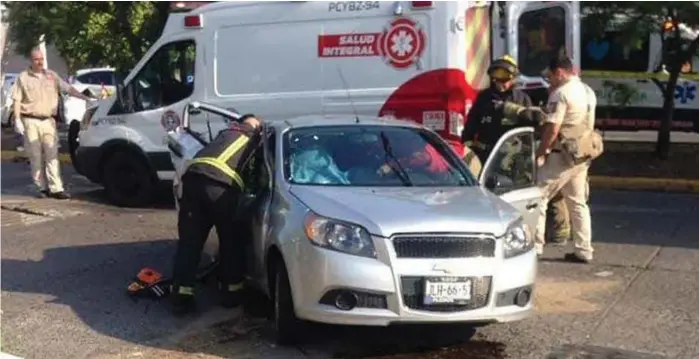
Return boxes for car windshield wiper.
[380,131,412,187]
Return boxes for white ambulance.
[73,1,580,207]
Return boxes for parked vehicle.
[1,72,18,128]
[73,0,576,207]
[169,102,542,345]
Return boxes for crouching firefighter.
[171,114,263,315]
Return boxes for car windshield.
[283,125,477,187]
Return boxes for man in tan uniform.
[535,56,595,263]
[12,47,93,199]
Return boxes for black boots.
[171,293,197,316]
[219,282,244,308]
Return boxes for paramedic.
[535,56,595,263]
[171,114,263,315]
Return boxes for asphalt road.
[2,162,699,359]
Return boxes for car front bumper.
[285,236,537,327]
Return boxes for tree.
[3,1,171,74]
[582,2,699,159]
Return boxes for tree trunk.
[656,80,676,159]
[655,33,699,159]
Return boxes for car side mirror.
[485,175,500,191]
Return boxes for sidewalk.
[0,352,24,359]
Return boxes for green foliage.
[4,1,171,73]
[582,2,699,158]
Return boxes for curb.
[589,176,699,194]
[1,150,72,164]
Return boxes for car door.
[237,128,275,283]
[478,127,543,232]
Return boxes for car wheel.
[273,259,304,346]
[102,151,155,207]
[68,120,81,165]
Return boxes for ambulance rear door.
[506,1,580,92]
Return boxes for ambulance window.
[581,31,649,72]
[130,40,196,112]
[517,7,566,77]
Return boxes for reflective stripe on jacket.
[186,123,260,189]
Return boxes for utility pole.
[39,34,47,69]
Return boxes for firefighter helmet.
[488,55,519,81]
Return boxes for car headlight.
[304,212,376,258]
[502,218,533,259]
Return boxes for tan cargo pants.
[535,152,593,259]
[22,116,64,193]
[547,192,570,242]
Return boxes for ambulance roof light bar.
[411,1,433,8]
[184,14,203,28]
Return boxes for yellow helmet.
[488,55,519,81]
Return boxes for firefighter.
[461,55,542,164]
[170,114,263,315]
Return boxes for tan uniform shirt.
[12,68,70,119]
[544,76,597,132]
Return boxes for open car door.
[478,127,543,233]
[167,102,241,211]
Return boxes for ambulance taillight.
[184,14,203,28]
[411,1,433,9]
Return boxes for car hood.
[289,186,520,238]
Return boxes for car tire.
[273,259,304,346]
[68,120,81,166]
[102,151,155,207]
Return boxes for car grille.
[392,235,496,258]
[400,276,492,312]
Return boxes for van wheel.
[102,151,155,207]
[273,259,304,346]
[67,120,81,165]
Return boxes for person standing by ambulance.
[170,114,263,315]
[535,56,596,263]
[462,55,571,244]
[12,47,93,199]
[461,55,542,164]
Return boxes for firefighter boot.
[547,193,570,245]
[171,285,197,316]
[220,282,245,309]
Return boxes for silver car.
[170,103,542,345]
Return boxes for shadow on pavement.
[0,238,507,359]
[71,185,177,211]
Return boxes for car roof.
[267,114,424,132]
[75,67,115,76]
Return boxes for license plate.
[423,277,472,305]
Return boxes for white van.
[73,0,580,207]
